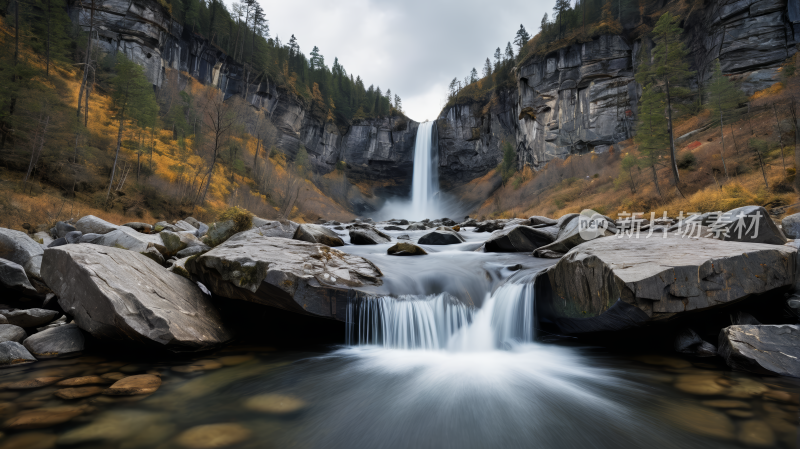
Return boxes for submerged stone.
[104,375,161,396]
[175,423,252,449]
[243,393,307,414]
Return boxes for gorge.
[0,0,799,447]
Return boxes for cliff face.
[72,0,418,186]
[437,0,800,187]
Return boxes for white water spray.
[346,281,537,351]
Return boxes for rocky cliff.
[438,0,800,187]
[71,0,418,187]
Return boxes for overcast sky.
[258,0,552,122]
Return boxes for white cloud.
[253,0,550,122]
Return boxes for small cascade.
[346,279,538,351]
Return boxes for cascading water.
[346,281,537,351]
[409,121,439,220]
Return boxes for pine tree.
[184,0,200,32]
[309,46,322,69]
[288,34,299,56]
[493,47,502,68]
[483,58,493,78]
[635,82,669,198]
[505,42,514,61]
[106,55,158,200]
[639,11,694,188]
[394,94,402,112]
[553,0,570,38]
[448,78,458,99]
[540,12,549,32]
[469,68,478,84]
[707,59,746,179]
[514,24,530,51]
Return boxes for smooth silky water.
[0,125,797,448]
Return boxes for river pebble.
[103,375,161,396]
[175,423,252,448]
[3,405,89,430]
[244,393,307,414]
[56,376,113,387]
[0,432,57,449]
[56,410,167,445]
[6,378,61,390]
[100,372,125,381]
[662,403,735,440]
[54,386,105,400]
[737,420,775,447]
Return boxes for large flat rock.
[719,324,800,377]
[187,233,383,320]
[541,237,795,334]
[41,245,232,352]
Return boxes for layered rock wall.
[71,0,417,185]
[437,0,799,187]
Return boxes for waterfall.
[409,121,439,220]
[346,280,537,351]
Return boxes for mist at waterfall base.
[375,121,466,221]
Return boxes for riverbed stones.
[3,309,58,328]
[187,234,382,320]
[0,342,35,366]
[41,244,232,352]
[350,226,391,245]
[0,325,26,344]
[0,259,38,298]
[253,219,299,239]
[738,420,775,447]
[418,230,465,245]
[387,242,427,256]
[56,410,168,446]
[243,393,307,414]
[529,216,558,226]
[172,359,223,373]
[662,403,735,440]
[3,405,88,430]
[23,324,84,358]
[75,216,118,235]
[0,432,58,449]
[56,376,114,387]
[541,237,796,334]
[104,374,161,395]
[175,423,252,449]
[293,224,344,247]
[484,225,556,252]
[0,228,44,281]
[7,377,61,390]
[718,325,800,377]
[55,386,105,400]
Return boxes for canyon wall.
[437,0,800,187]
[71,0,417,190]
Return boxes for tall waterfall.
[346,281,537,351]
[409,121,439,220]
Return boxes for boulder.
[387,242,428,256]
[709,206,786,245]
[474,220,505,233]
[160,230,204,257]
[33,231,53,247]
[48,237,67,248]
[23,323,84,357]
[79,233,103,244]
[37,315,68,332]
[253,219,299,239]
[541,236,796,334]
[0,341,36,366]
[98,227,165,254]
[196,222,209,238]
[140,247,165,265]
[0,324,26,343]
[41,244,232,352]
[184,217,203,228]
[406,223,428,231]
[75,215,118,235]
[675,328,717,357]
[205,220,238,246]
[0,228,44,281]
[384,226,405,231]
[440,218,456,226]
[418,230,465,245]
[350,227,391,245]
[293,224,344,247]
[123,222,153,233]
[3,309,58,328]
[154,221,179,233]
[389,219,409,226]
[0,258,38,297]
[719,325,800,377]
[173,220,197,232]
[458,219,478,228]
[484,225,557,252]
[187,234,382,321]
[176,245,210,258]
[533,213,615,258]
[55,222,77,239]
[64,231,82,244]
[530,216,558,226]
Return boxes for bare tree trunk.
[24,114,51,185]
[107,111,126,201]
[719,109,729,180]
[651,165,663,198]
[77,0,94,120]
[772,103,787,172]
[628,167,636,193]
